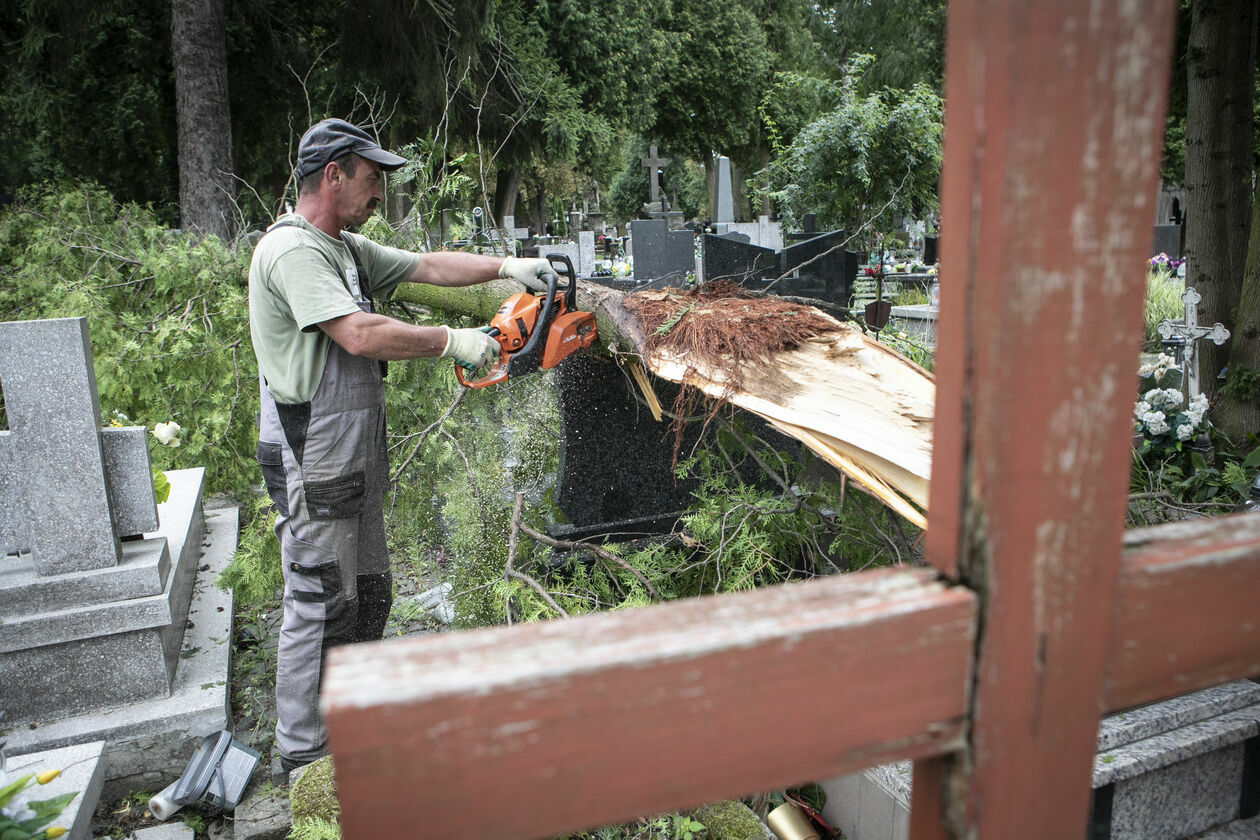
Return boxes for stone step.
[821,680,1260,840]
[5,739,106,840]
[0,537,169,617]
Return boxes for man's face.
[337,158,384,228]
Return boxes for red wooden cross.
[322,1,1260,837]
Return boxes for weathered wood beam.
[1104,512,1260,712]
[911,0,1177,836]
[324,568,975,840]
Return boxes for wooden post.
[912,0,1177,837]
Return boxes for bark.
[392,279,935,527]
[1183,0,1256,403]
[493,167,522,225]
[1217,182,1260,443]
[171,0,236,241]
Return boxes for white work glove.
[439,326,499,370]
[498,257,556,293]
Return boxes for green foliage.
[1143,267,1184,352]
[875,329,935,372]
[1221,365,1260,402]
[809,0,946,92]
[764,55,943,241]
[217,496,283,607]
[650,0,775,161]
[0,184,259,499]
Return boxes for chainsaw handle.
[454,355,509,388]
[545,253,578,311]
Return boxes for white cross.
[1157,287,1230,399]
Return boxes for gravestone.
[1152,223,1184,260]
[0,317,197,725]
[923,235,939,266]
[713,155,736,223]
[640,145,669,207]
[778,228,857,305]
[578,231,597,277]
[701,235,777,287]
[629,219,695,285]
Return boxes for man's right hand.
[439,326,499,370]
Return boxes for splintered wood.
[624,284,934,528]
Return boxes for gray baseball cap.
[296,119,407,178]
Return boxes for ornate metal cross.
[1156,286,1230,399]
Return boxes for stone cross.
[640,145,670,204]
[0,317,158,576]
[1157,287,1230,400]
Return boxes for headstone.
[1152,223,1184,260]
[0,316,198,726]
[714,155,736,223]
[629,219,695,285]
[578,231,597,278]
[567,211,582,237]
[778,228,857,305]
[701,234,777,288]
[923,235,939,266]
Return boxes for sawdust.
[622,281,840,457]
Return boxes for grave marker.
[629,219,695,285]
[640,145,670,207]
[713,156,735,223]
[1157,287,1230,400]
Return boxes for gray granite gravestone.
[0,316,197,726]
[629,219,695,285]
[578,231,597,277]
[714,155,736,223]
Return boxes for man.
[248,118,554,772]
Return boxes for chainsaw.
[455,253,598,388]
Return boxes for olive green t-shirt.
[248,214,420,404]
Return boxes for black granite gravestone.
[702,235,778,288]
[1151,224,1183,260]
[778,229,857,305]
[630,219,695,285]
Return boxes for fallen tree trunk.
[393,279,934,529]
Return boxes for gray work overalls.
[256,232,392,767]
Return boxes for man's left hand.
[499,257,556,294]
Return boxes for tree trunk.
[171,0,236,241]
[493,167,522,225]
[1183,0,1256,403]
[392,280,935,527]
[1217,180,1260,443]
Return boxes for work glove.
[498,257,556,294]
[439,326,499,370]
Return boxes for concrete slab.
[4,739,106,840]
[132,822,196,840]
[230,785,291,840]
[2,483,233,804]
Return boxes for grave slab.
[132,823,196,840]
[1,472,233,806]
[3,739,106,840]
[821,681,1260,840]
[701,235,777,288]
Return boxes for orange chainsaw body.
[455,254,597,388]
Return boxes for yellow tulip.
[44,828,67,839]
[36,770,61,784]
